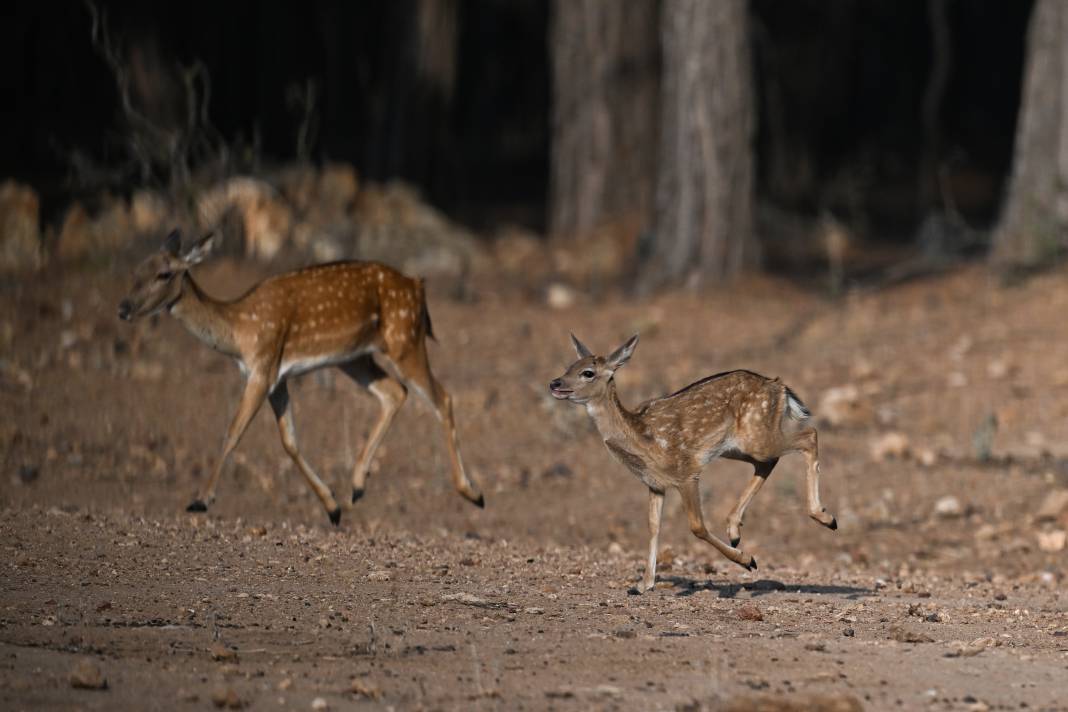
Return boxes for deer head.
[118,229,215,321]
[548,333,639,404]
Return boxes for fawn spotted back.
[550,334,836,592]
[118,230,484,524]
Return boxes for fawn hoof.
[730,535,741,548]
[471,493,485,509]
[829,517,838,531]
[351,487,365,504]
[328,507,342,526]
[741,556,758,571]
[626,587,642,596]
[186,500,208,513]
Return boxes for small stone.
[737,604,764,622]
[842,628,855,637]
[69,658,107,690]
[888,624,933,643]
[933,495,963,519]
[311,697,329,711]
[546,283,576,310]
[210,642,239,662]
[818,385,872,428]
[211,687,244,709]
[367,570,391,582]
[593,684,623,697]
[278,678,293,691]
[349,680,380,699]
[870,432,910,461]
[17,464,39,484]
[1036,489,1068,522]
[1037,529,1067,553]
[607,542,624,555]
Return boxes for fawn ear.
[570,333,593,359]
[162,229,182,257]
[606,334,639,371]
[181,232,216,267]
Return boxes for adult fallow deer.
[118,230,484,524]
[549,334,836,592]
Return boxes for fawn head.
[118,230,215,321]
[549,334,638,404]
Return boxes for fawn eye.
[156,271,173,281]
[580,369,595,379]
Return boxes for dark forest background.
[8,0,1065,288]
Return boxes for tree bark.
[643,0,755,290]
[548,0,659,238]
[992,0,1068,268]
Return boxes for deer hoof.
[626,587,642,596]
[744,556,758,571]
[829,517,838,531]
[469,493,485,509]
[186,500,207,513]
[351,487,365,504]
[328,507,342,526]
[730,535,741,548]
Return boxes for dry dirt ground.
[2,258,1068,711]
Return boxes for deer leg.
[392,345,484,508]
[189,373,270,512]
[268,381,342,526]
[640,488,665,592]
[726,458,778,547]
[338,357,407,504]
[678,477,757,571]
[793,428,837,530]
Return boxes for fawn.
[117,229,484,524]
[549,334,836,591]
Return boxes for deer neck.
[168,273,239,357]
[585,379,643,447]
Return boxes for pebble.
[933,495,963,519]
[69,658,107,690]
[211,687,244,709]
[737,604,764,622]
[311,697,329,711]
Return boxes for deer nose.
[117,299,132,321]
[549,379,563,391]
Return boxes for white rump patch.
[786,391,811,421]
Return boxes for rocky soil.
[2,259,1068,711]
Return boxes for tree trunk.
[548,0,659,238]
[643,0,755,290]
[992,0,1068,268]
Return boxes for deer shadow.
[658,575,874,600]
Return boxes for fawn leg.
[338,357,407,504]
[189,372,270,512]
[726,458,778,547]
[793,428,837,530]
[268,381,342,526]
[641,488,665,592]
[678,477,757,571]
[392,344,484,508]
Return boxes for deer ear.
[181,232,215,267]
[163,229,182,257]
[570,333,593,359]
[606,334,639,371]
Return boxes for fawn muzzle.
[549,379,572,399]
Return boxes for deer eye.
[580,369,595,379]
[156,271,174,281]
